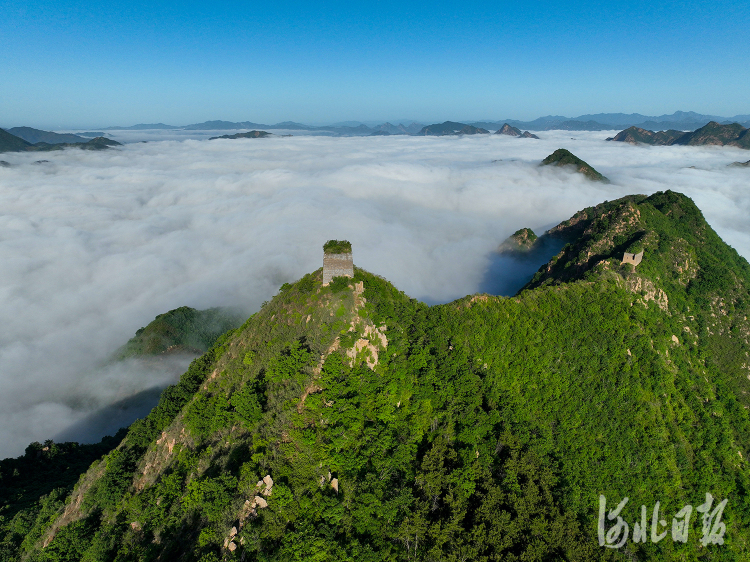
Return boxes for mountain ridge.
[418,121,490,136]
[7,127,88,145]
[0,129,122,154]
[25,111,746,136]
[208,131,271,140]
[4,191,750,560]
[608,121,750,149]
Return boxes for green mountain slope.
[524,191,750,404]
[0,128,32,152]
[541,148,609,182]
[0,307,244,560]
[6,193,750,561]
[113,306,245,360]
[0,436,125,538]
[499,227,539,252]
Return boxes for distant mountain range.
[417,121,489,136]
[86,111,750,135]
[607,122,750,149]
[469,111,750,132]
[6,127,89,144]
[209,130,271,140]
[4,111,750,143]
[104,123,180,130]
[0,128,121,154]
[373,122,424,135]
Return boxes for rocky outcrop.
[495,123,522,136]
[625,275,669,312]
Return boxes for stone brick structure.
[621,250,644,266]
[323,252,354,285]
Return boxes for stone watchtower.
[322,240,354,285]
[621,250,644,266]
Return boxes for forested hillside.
[113,307,244,360]
[2,191,749,561]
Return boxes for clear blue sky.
[1,0,749,128]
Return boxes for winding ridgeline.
[2,192,750,561]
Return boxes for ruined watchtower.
[322,240,354,285]
[621,250,644,266]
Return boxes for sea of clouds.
[1,130,749,458]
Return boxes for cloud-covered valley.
[1,130,749,458]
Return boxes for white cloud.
[0,131,749,458]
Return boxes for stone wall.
[622,250,644,266]
[323,252,354,285]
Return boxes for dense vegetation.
[499,228,538,253]
[3,191,749,561]
[0,307,245,560]
[323,240,353,254]
[540,149,609,182]
[0,434,125,561]
[113,306,244,360]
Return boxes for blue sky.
[1,0,749,128]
